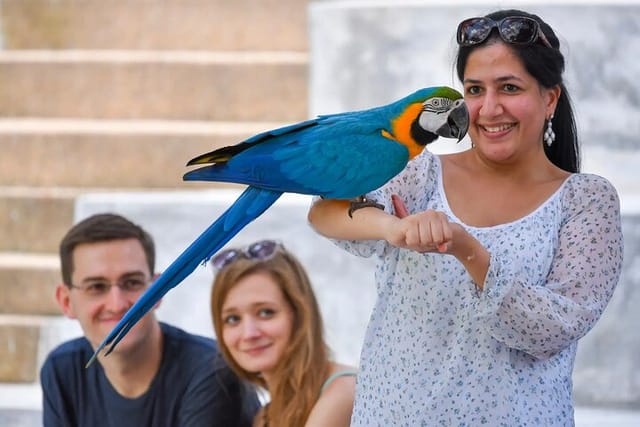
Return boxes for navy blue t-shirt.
[40,322,259,427]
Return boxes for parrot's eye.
[423,97,453,114]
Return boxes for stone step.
[0,187,76,254]
[0,0,308,51]
[0,315,43,382]
[0,313,81,383]
[0,252,60,316]
[0,50,308,121]
[0,119,287,188]
[0,186,244,254]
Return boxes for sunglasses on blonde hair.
[457,16,552,49]
[211,240,283,271]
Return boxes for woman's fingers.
[399,211,448,251]
[389,195,454,253]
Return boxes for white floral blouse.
[332,151,623,427]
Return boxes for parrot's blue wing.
[87,187,282,366]
[185,124,410,199]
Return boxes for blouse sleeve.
[476,174,624,359]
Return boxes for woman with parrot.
[309,8,623,426]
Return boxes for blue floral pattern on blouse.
[333,151,623,427]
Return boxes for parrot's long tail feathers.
[86,187,283,368]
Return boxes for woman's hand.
[388,194,458,254]
[389,194,489,288]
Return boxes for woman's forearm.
[308,198,396,241]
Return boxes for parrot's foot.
[348,196,384,218]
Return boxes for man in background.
[41,213,259,427]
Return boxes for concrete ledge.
[0,189,74,253]
[0,53,308,121]
[0,319,40,382]
[0,253,60,315]
[0,120,287,188]
[0,0,309,51]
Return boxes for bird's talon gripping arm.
[348,196,384,218]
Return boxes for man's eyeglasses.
[211,240,282,271]
[456,16,552,49]
[69,276,149,298]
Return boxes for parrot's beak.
[437,99,469,142]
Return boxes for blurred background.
[0,1,639,425]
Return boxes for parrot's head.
[417,86,469,143]
[387,86,469,159]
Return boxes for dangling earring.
[544,114,555,147]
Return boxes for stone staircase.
[0,0,309,401]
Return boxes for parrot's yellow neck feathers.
[381,102,425,159]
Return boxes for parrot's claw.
[348,196,384,218]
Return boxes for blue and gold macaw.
[88,86,468,365]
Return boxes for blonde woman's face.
[220,271,294,381]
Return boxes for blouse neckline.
[432,154,575,231]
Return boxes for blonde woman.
[210,240,356,427]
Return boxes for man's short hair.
[59,213,155,286]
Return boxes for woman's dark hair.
[455,9,580,173]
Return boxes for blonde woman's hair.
[211,246,331,427]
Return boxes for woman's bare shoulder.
[304,363,357,427]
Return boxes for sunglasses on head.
[457,16,552,49]
[211,239,283,271]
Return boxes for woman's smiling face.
[462,41,559,164]
[220,271,294,382]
